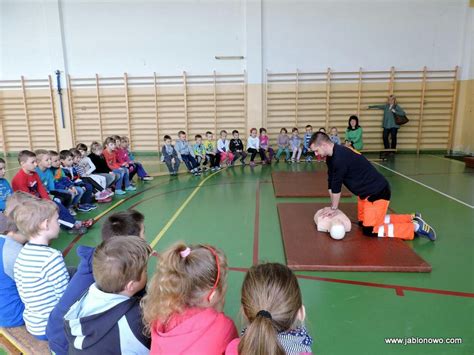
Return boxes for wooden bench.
[360,149,397,161]
[0,327,50,354]
[464,156,474,169]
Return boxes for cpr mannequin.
[314,207,351,240]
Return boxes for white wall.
[0,0,472,80]
[263,0,471,79]
[1,0,246,79]
[60,0,245,76]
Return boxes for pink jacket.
[115,148,131,165]
[150,307,237,355]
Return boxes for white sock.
[413,221,420,232]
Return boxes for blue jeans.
[113,168,130,190]
[181,155,199,171]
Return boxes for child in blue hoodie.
[0,192,33,327]
[0,158,12,212]
[46,210,146,355]
[64,235,151,354]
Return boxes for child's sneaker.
[142,176,154,181]
[77,204,93,212]
[115,189,126,195]
[250,161,256,167]
[68,208,77,216]
[106,188,114,196]
[241,160,246,166]
[193,171,201,176]
[95,190,109,201]
[81,219,95,229]
[97,197,112,203]
[85,203,97,210]
[68,225,88,235]
[125,185,137,192]
[414,216,436,241]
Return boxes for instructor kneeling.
[309,132,435,241]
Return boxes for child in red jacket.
[102,137,135,195]
[141,243,237,355]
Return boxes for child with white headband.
[141,242,237,354]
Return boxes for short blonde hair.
[4,191,38,218]
[34,149,50,161]
[13,199,58,238]
[93,235,151,294]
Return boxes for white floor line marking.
[427,154,466,165]
[372,161,474,209]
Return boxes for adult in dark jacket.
[309,132,436,241]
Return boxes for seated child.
[13,198,69,340]
[0,192,34,327]
[116,136,153,181]
[76,143,114,195]
[345,115,363,151]
[0,157,12,212]
[259,128,274,163]
[204,131,221,171]
[64,235,151,354]
[60,150,96,212]
[194,134,208,171]
[47,210,146,355]
[71,148,112,202]
[275,128,290,162]
[247,128,267,167]
[303,125,313,162]
[161,135,181,176]
[217,130,234,167]
[176,131,201,176]
[329,127,341,145]
[50,150,81,215]
[226,263,313,355]
[87,141,120,190]
[141,242,238,354]
[103,137,135,195]
[12,150,91,233]
[289,128,303,163]
[229,130,247,165]
[35,150,73,209]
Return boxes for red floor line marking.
[253,182,260,265]
[62,181,168,257]
[228,268,474,298]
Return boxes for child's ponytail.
[239,311,285,355]
[238,263,303,355]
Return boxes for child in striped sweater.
[13,198,70,340]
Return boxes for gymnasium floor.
[2,153,473,355]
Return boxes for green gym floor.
[3,154,473,355]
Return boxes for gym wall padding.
[0,67,459,154]
[265,67,458,152]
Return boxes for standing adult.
[309,132,436,241]
[368,95,405,150]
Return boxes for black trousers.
[247,148,266,162]
[383,128,398,149]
